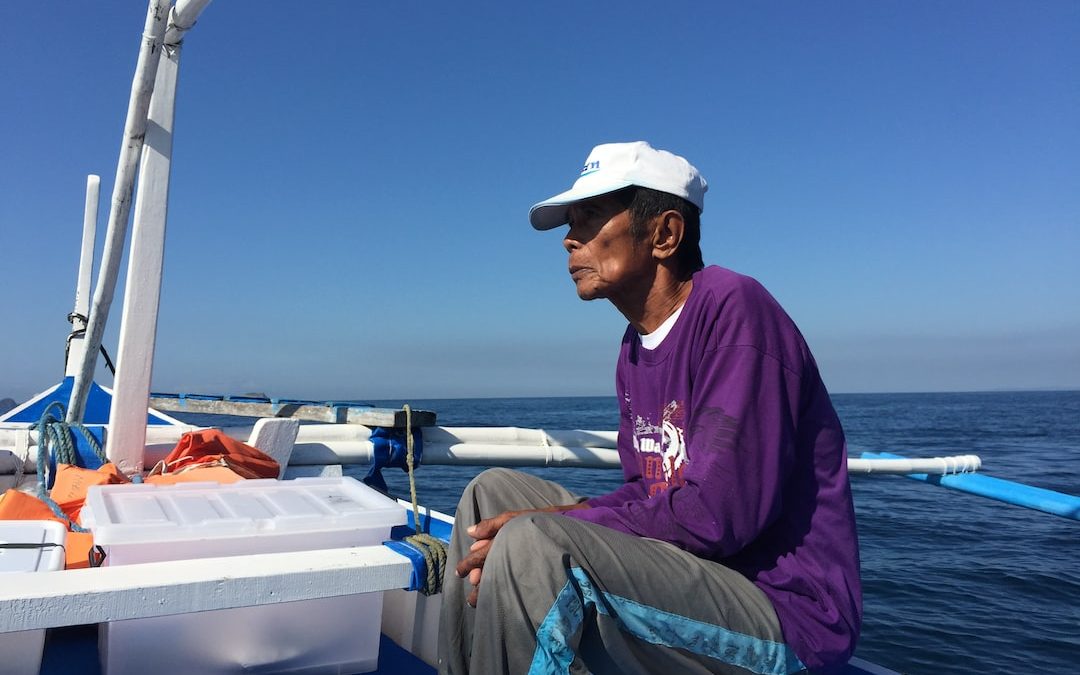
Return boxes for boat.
[2,2,1077,674]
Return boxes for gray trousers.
[436,468,805,675]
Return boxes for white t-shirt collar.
[640,303,685,350]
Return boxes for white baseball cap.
[529,141,708,230]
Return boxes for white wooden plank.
[283,464,343,479]
[246,418,299,478]
[0,545,413,633]
[107,39,181,474]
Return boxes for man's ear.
[651,210,685,261]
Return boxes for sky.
[1,1,1078,402]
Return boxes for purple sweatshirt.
[566,266,861,672]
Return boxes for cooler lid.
[0,520,67,573]
[83,477,407,544]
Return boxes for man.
[437,142,861,674]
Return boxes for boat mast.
[66,0,169,424]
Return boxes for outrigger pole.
[862,451,1080,521]
[67,0,213,474]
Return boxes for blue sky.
[1,1,1078,402]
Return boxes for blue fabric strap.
[363,426,423,493]
[529,567,806,675]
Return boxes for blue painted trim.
[529,568,804,675]
[861,452,1080,521]
[325,400,376,408]
[5,378,174,425]
[383,539,427,591]
[275,398,325,406]
[149,392,377,409]
[376,633,436,674]
[403,509,453,542]
[384,516,452,592]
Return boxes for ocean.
[184,390,1080,674]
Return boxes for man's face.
[564,194,653,302]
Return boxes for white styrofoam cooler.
[82,477,407,675]
[0,520,67,675]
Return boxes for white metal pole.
[65,175,100,377]
[74,176,100,320]
[166,0,214,46]
[67,0,168,423]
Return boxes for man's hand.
[455,509,523,607]
[455,503,588,607]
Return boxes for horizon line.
[360,387,1080,403]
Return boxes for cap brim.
[528,180,634,230]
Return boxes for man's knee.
[489,512,565,569]
[459,467,518,507]
[463,467,518,494]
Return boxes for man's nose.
[563,226,581,252]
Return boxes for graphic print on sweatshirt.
[633,399,689,496]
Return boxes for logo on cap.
[580,160,600,177]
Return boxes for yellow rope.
[402,404,447,595]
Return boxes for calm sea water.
[187,391,1080,674]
